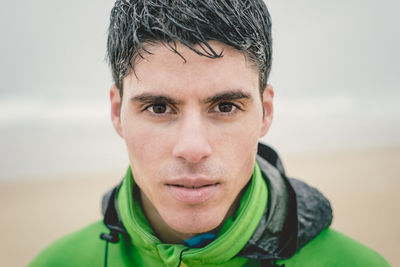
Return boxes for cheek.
[212,111,261,149]
[211,116,260,178]
[121,117,174,179]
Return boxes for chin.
[164,206,227,235]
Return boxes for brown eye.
[218,103,234,112]
[152,104,167,114]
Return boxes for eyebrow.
[202,89,252,104]
[130,89,252,106]
[130,93,183,105]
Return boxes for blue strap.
[184,233,217,248]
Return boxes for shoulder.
[278,228,390,267]
[29,221,108,267]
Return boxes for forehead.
[123,41,260,96]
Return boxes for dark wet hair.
[107,0,272,96]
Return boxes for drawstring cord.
[100,182,125,267]
[103,239,109,267]
[100,230,120,267]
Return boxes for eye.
[211,102,238,113]
[218,103,234,112]
[146,103,173,114]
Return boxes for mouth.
[166,179,220,205]
[168,184,218,189]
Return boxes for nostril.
[172,139,212,163]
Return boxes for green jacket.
[30,144,389,266]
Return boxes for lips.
[166,178,220,205]
[172,184,214,189]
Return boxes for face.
[110,41,274,241]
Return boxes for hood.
[238,143,333,260]
[101,143,332,261]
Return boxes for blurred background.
[1,0,399,266]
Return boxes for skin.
[110,41,274,244]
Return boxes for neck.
[139,190,242,244]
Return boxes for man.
[30,0,389,266]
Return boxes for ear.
[110,84,124,138]
[260,84,274,138]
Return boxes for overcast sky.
[1,0,399,99]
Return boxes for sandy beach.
[1,147,399,266]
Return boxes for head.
[108,0,274,243]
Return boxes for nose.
[172,112,212,163]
